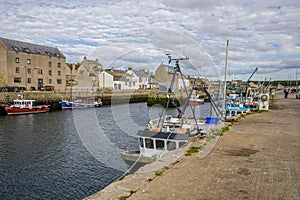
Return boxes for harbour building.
[0,37,66,91]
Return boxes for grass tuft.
[185,146,203,156]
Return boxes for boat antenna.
[222,40,229,114]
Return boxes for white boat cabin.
[137,130,189,158]
[12,99,35,109]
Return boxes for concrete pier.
[88,92,300,200]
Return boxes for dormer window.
[54,53,60,58]
[46,51,52,57]
[23,48,30,53]
[13,46,19,51]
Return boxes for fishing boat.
[121,55,221,173]
[4,95,50,115]
[189,94,204,105]
[60,97,102,110]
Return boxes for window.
[27,68,31,74]
[79,70,84,76]
[48,79,52,84]
[145,138,154,149]
[133,82,135,86]
[139,77,142,82]
[38,69,43,75]
[46,52,52,57]
[15,57,19,63]
[14,77,21,83]
[179,142,186,148]
[58,71,61,76]
[167,141,176,151]
[48,70,52,76]
[156,140,165,150]
[16,67,20,73]
[139,138,144,147]
[27,78,31,83]
[27,59,31,64]
[48,62,52,67]
[57,79,62,84]
[58,63,61,68]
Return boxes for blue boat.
[60,99,102,110]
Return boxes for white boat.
[121,55,207,172]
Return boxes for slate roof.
[0,37,65,58]
[133,69,149,77]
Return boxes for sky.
[0,0,299,81]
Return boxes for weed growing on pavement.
[155,171,163,176]
[119,190,136,200]
[185,146,203,156]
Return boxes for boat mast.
[223,40,229,111]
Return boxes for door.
[38,79,43,90]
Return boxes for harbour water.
[0,102,211,199]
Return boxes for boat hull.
[60,101,102,110]
[189,99,204,105]
[121,150,154,173]
[5,106,50,115]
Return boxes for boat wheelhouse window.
[145,138,154,149]
[139,138,144,147]
[155,140,165,150]
[179,142,186,148]
[167,141,176,151]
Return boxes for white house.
[127,69,152,89]
[98,71,114,90]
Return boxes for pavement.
[87,92,300,200]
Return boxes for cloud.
[0,0,299,80]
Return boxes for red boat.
[189,95,204,105]
[5,96,50,115]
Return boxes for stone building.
[66,57,102,91]
[0,37,66,91]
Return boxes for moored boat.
[121,128,190,172]
[189,95,204,105]
[4,96,50,115]
[121,55,212,173]
[60,98,102,110]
